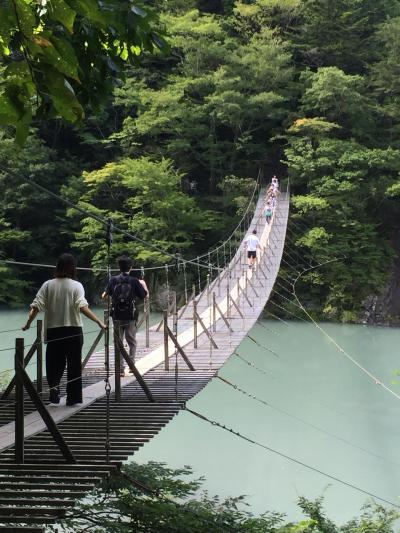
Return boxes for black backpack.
[111,276,135,320]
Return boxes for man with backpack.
[102,256,147,375]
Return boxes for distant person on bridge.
[244,229,260,269]
[102,256,147,376]
[271,175,279,191]
[264,202,273,224]
[22,253,106,406]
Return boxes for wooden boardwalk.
[0,189,289,530]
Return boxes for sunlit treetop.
[0,0,167,144]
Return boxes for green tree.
[68,156,217,268]
[0,131,76,303]
[113,12,292,192]
[232,0,302,40]
[295,0,399,73]
[300,67,372,139]
[370,16,400,147]
[284,124,399,320]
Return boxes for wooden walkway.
[0,189,289,530]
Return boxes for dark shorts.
[247,250,256,259]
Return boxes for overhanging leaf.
[48,0,76,32]
[14,0,36,36]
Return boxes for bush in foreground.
[50,462,399,532]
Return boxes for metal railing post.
[172,292,178,337]
[227,277,231,320]
[163,311,169,371]
[145,297,150,348]
[36,320,43,396]
[173,291,179,400]
[104,309,109,367]
[15,338,24,463]
[212,292,217,333]
[193,300,198,348]
[113,323,121,402]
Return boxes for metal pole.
[114,323,121,402]
[172,293,178,337]
[193,300,198,348]
[145,297,150,348]
[212,292,217,333]
[104,309,109,367]
[163,311,169,371]
[15,338,24,463]
[173,292,178,400]
[36,320,43,396]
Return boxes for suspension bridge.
[0,183,289,531]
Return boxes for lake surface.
[1,309,400,524]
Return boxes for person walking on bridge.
[22,253,106,406]
[264,202,273,224]
[244,229,260,269]
[102,256,147,376]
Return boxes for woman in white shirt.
[22,254,105,406]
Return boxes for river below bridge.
[1,309,400,524]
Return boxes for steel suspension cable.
[215,374,400,469]
[185,407,400,509]
[292,260,400,403]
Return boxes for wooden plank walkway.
[0,189,289,530]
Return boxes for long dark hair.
[55,253,77,279]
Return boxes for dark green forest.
[1,0,400,323]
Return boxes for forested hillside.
[1,0,400,323]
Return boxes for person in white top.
[22,254,105,406]
[244,229,260,268]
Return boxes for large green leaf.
[48,35,80,80]
[14,0,36,36]
[28,32,80,81]
[48,0,76,32]
[44,69,84,122]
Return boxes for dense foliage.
[0,0,166,144]
[1,0,400,322]
[52,461,399,532]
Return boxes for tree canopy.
[1,0,400,322]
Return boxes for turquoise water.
[1,310,400,524]
[132,320,400,524]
